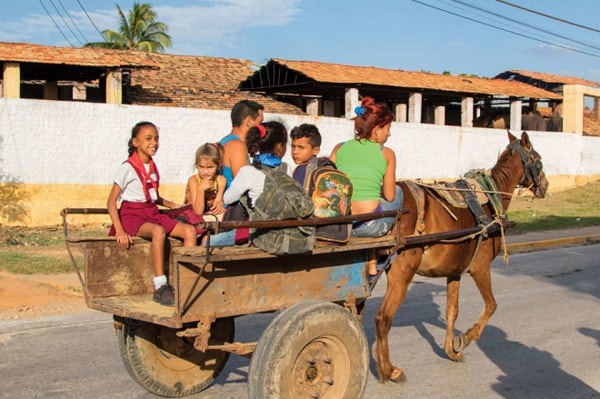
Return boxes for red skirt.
[109,201,177,236]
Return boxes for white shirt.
[224,163,292,205]
[113,162,158,202]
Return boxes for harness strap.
[404,181,426,235]
[455,179,492,226]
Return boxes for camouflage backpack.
[247,163,315,255]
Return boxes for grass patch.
[0,225,100,274]
[0,251,76,274]
[0,180,599,274]
[507,179,600,234]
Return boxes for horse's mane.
[490,145,516,192]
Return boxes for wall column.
[509,98,522,130]
[2,62,20,98]
[408,92,422,123]
[345,87,359,118]
[106,69,122,104]
[395,103,407,122]
[461,96,473,127]
[434,105,446,125]
[306,98,320,116]
[594,97,600,121]
[563,85,585,134]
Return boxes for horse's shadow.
[579,327,600,348]
[478,325,599,399]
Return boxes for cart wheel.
[248,300,369,399]
[116,317,234,397]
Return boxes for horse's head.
[507,131,548,198]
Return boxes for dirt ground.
[0,271,88,321]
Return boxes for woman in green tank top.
[330,96,403,282]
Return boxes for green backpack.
[247,163,315,255]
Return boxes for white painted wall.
[1,98,599,185]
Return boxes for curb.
[505,234,600,254]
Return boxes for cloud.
[0,0,300,54]
[154,0,301,55]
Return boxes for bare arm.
[329,142,343,163]
[156,194,180,209]
[187,175,206,215]
[381,147,397,201]
[208,175,226,215]
[106,183,133,249]
[226,140,249,178]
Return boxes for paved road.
[1,244,599,398]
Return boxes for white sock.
[153,275,167,290]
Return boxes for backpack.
[303,159,353,243]
[246,163,315,255]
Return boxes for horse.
[373,130,549,383]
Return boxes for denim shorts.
[203,229,236,246]
[352,186,403,238]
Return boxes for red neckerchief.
[126,152,160,202]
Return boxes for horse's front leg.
[461,259,497,350]
[374,250,419,383]
[444,275,468,361]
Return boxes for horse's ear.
[520,131,531,149]
[507,129,517,142]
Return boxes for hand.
[209,200,224,216]
[115,231,133,249]
[198,178,214,192]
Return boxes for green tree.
[84,2,171,52]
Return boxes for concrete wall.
[2,98,599,226]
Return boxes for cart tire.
[248,300,368,399]
[116,317,234,397]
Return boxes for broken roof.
[240,58,562,100]
[497,69,600,88]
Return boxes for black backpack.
[247,163,315,255]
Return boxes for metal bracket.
[175,313,216,352]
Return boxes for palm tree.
[84,2,171,52]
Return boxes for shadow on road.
[478,325,599,398]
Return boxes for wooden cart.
[62,207,501,398]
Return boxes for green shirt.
[336,140,386,201]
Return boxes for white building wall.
[1,98,599,225]
[1,98,599,184]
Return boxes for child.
[107,121,196,306]
[205,121,293,246]
[290,123,321,186]
[185,143,226,221]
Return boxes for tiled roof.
[128,53,305,114]
[0,41,158,68]
[270,58,562,99]
[0,42,304,114]
[503,69,600,87]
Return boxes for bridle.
[508,139,545,196]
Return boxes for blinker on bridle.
[508,139,544,192]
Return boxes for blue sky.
[2,0,599,82]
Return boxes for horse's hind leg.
[444,275,466,361]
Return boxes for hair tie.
[257,124,267,138]
[354,106,366,117]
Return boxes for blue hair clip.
[354,106,366,117]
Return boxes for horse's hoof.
[390,368,407,383]
[453,334,470,353]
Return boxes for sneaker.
[153,284,175,307]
